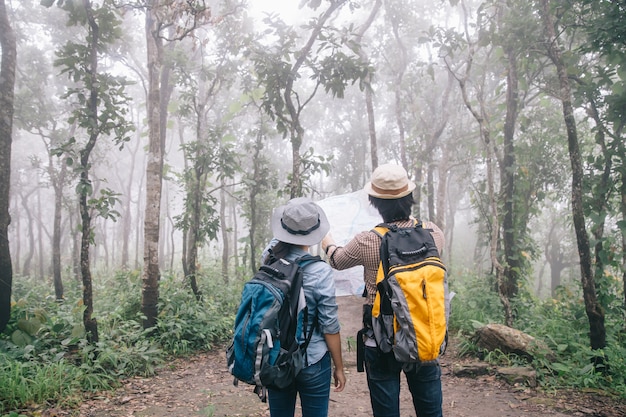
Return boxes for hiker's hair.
[264,241,295,264]
[369,194,414,223]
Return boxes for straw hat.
[363,163,416,199]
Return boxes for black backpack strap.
[295,254,323,366]
[296,254,323,266]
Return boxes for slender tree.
[443,0,511,325]
[141,0,211,328]
[355,0,382,170]
[571,0,626,314]
[253,0,368,198]
[51,0,133,341]
[540,0,606,352]
[0,0,16,332]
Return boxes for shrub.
[150,271,240,354]
[0,268,241,412]
[450,271,626,399]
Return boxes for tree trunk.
[36,187,45,280]
[449,15,511,324]
[0,0,16,332]
[141,1,164,329]
[71,202,81,281]
[21,190,35,276]
[427,164,435,220]
[231,189,239,276]
[11,198,19,276]
[52,160,67,300]
[285,0,346,198]
[358,0,382,171]
[220,183,229,283]
[621,170,626,310]
[186,166,201,299]
[540,0,606,351]
[394,87,405,172]
[501,46,520,300]
[79,0,100,343]
[365,86,378,171]
[436,149,448,230]
[248,129,263,272]
[388,0,406,171]
[135,165,145,270]
[120,132,140,269]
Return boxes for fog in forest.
[3,0,622,307]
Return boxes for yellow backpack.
[371,220,448,363]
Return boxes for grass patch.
[0,268,240,413]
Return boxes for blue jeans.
[364,346,443,417]
[268,351,331,417]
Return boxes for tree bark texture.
[501,46,520,300]
[78,0,100,343]
[0,0,16,332]
[20,190,35,276]
[220,183,229,284]
[52,160,67,300]
[540,0,605,351]
[141,1,164,329]
[359,0,381,171]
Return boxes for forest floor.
[36,295,626,417]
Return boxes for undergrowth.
[0,268,242,414]
[448,271,626,399]
[4,266,625,413]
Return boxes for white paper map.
[317,190,382,297]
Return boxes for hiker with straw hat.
[263,197,346,417]
[322,164,445,417]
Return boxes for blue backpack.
[226,254,321,401]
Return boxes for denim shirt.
[262,242,340,366]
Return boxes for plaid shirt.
[327,218,445,305]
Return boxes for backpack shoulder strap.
[296,254,323,268]
[294,254,323,356]
[371,223,389,238]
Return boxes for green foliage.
[88,188,122,222]
[0,269,240,412]
[451,271,626,399]
[150,271,240,355]
[174,137,226,243]
[447,271,503,335]
[482,349,528,368]
[0,357,83,412]
[290,147,333,197]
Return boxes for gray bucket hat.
[271,197,330,246]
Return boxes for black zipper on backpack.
[389,259,446,276]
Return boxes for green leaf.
[11,329,32,347]
[17,318,41,336]
[550,362,571,373]
[71,324,85,338]
[52,323,66,333]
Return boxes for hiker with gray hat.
[322,164,445,417]
[263,197,346,417]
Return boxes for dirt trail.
[56,296,624,417]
